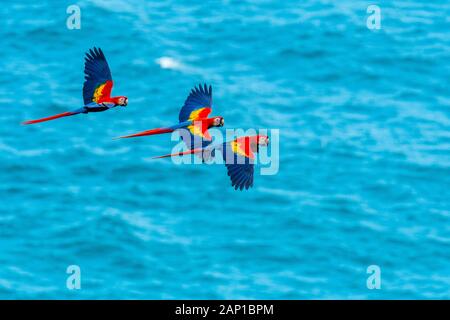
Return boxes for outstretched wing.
[179,84,213,149]
[179,84,212,122]
[222,142,254,190]
[83,47,113,105]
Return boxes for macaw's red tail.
[153,147,204,159]
[116,128,174,139]
[22,111,77,125]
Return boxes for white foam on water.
[155,57,183,70]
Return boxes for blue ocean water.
[0,0,449,299]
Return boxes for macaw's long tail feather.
[152,147,205,159]
[22,111,80,125]
[116,127,174,139]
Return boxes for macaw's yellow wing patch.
[188,107,211,121]
[92,80,113,103]
[188,122,212,140]
[231,140,254,159]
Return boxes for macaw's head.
[212,116,224,127]
[116,96,128,106]
[243,135,269,153]
[256,135,269,146]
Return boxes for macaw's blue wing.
[178,84,212,123]
[178,84,213,150]
[221,142,254,190]
[83,47,113,105]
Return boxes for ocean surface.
[0,0,449,299]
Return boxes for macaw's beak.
[220,118,224,126]
[123,98,128,106]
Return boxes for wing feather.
[82,47,113,105]
[179,84,212,122]
[222,142,254,190]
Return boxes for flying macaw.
[154,135,270,190]
[117,84,224,149]
[23,47,128,125]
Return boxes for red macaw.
[23,47,128,125]
[154,135,270,190]
[117,84,224,149]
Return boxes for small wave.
[155,56,207,75]
[155,57,184,70]
[0,142,50,157]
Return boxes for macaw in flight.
[23,47,128,125]
[117,84,224,149]
[154,135,269,190]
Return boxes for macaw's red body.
[23,47,128,125]
[117,84,224,149]
[154,135,270,190]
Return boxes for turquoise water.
[0,0,449,299]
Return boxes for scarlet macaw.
[154,135,269,190]
[23,47,128,125]
[117,84,224,149]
